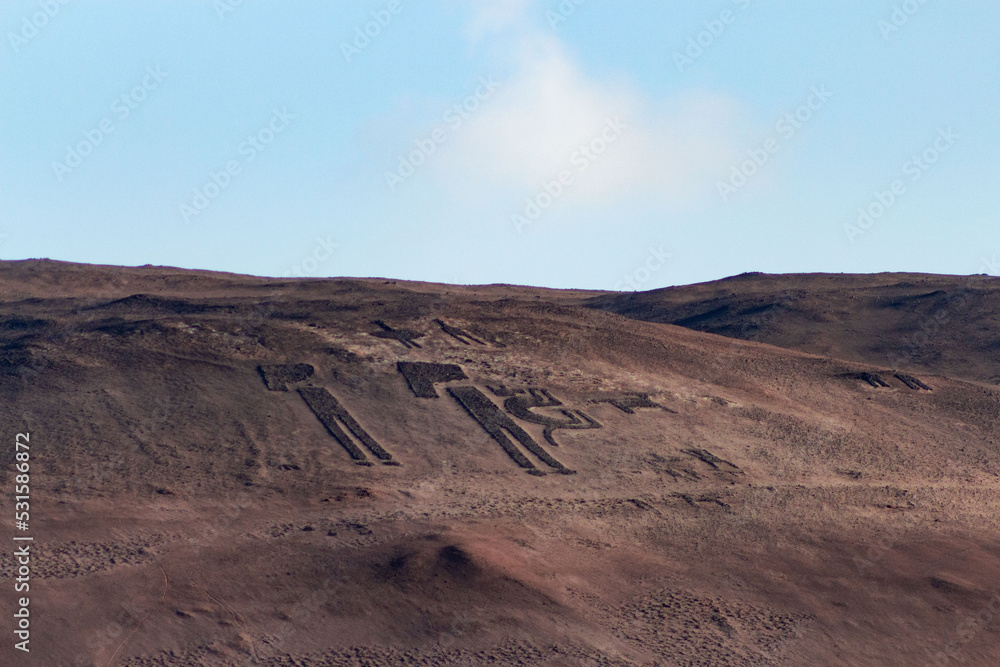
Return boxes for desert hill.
[586,271,1000,385]
[0,260,998,666]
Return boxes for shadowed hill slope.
[585,271,1000,385]
[1,260,999,666]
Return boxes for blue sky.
[2,0,998,290]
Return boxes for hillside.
[587,272,1000,385]
[1,260,998,666]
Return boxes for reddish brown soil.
[1,260,998,666]
[586,271,1000,385]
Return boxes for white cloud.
[376,3,745,218]
[426,32,743,209]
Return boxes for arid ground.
[1,260,998,666]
